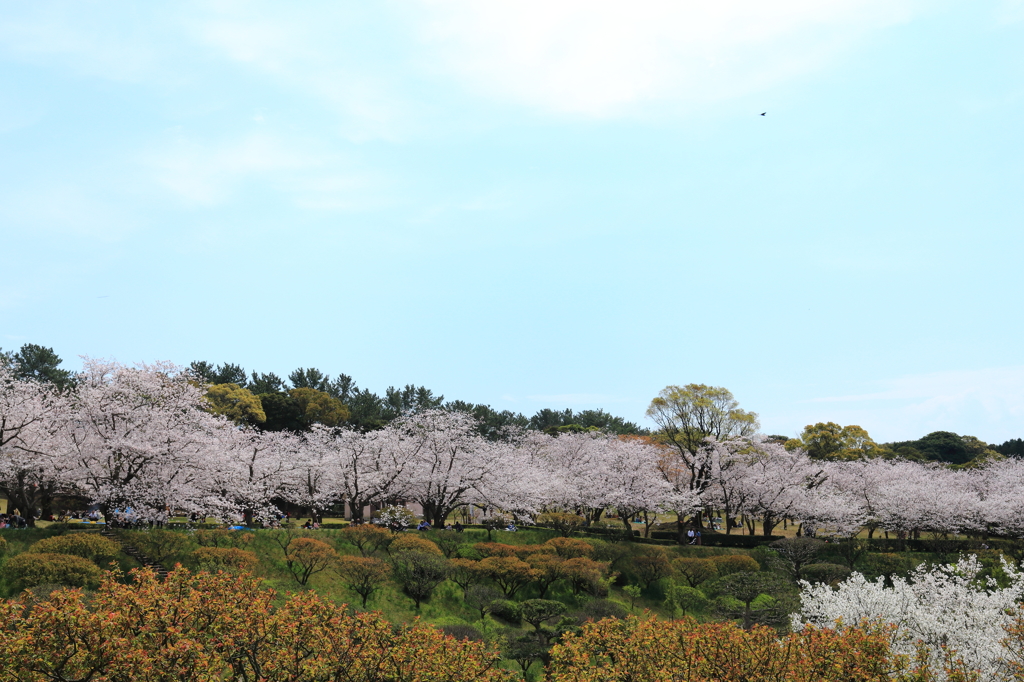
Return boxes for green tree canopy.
[647,384,759,457]
[189,361,247,386]
[1,343,73,390]
[204,383,267,426]
[787,422,885,460]
[290,387,349,428]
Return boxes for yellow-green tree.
[788,422,885,460]
[290,387,349,427]
[204,383,266,425]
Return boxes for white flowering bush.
[793,555,1024,681]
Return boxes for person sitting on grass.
[417,520,432,531]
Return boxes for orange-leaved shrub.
[711,554,760,576]
[390,534,443,556]
[0,567,513,682]
[548,615,939,682]
[192,546,259,573]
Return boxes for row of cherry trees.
[3,359,1024,538]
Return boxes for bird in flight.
[760,112,766,116]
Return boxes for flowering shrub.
[794,555,1024,680]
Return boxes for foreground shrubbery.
[0,567,513,682]
[550,615,956,682]
[0,566,976,682]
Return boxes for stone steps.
[100,528,170,579]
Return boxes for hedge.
[30,533,120,564]
[3,552,105,590]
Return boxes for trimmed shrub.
[31,534,119,565]
[192,547,259,573]
[338,524,393,556]
[801,563,852,585]
[569,599,628,624]
[440,624,484,642]
[665,584,708,616]
[0,535,7,556]
[673,558,719,588]
[391,534,443,556]
[335,555,391,607]
[630,547,673,588]
[194,529,254,549]
[711,554,760,576]
[489,599,522,624]
[545,537,594,559]
[4,552,104,590]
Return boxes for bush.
[665,584,708,616]
[801,563,852,585]
[568,598,628,624]
[859,553,916,584]
[629,547,673,588]
[710,554,760,576]
[390,551,448,608]
[653,532,784,548]
[431,530,464,558]
[285,538,337,586]
[338,524,393,556]
[537,512,586,536]
[124,530,196,565]
[0,535,7,556]
[489,598,522,624]
[31,534,119,564]
[192,547,259,573]
[4,552,104,590]
[194,529,254,549]
[673,558,718,588]
[545,537,595,559]
[440,623,484,642]
[335,555,391,607]
[390,534,443,556]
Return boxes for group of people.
[416,520,467,532]
[107,507,169,529]
[0,511,27,529]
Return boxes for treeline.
[781,420,1017,467]
[0,343,645,437]
[188,359,647,437]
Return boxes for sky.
[2,1,1023,443]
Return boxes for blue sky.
[2,1,1023,443]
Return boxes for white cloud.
[145,130,384,211]
[147,132,325,205]
[414,0,920,117]
[189,5,417,141]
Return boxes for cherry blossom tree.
[211,427,299,525]
[393,409,508,526]
[63,359,228,519]
[0,366,69,525]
